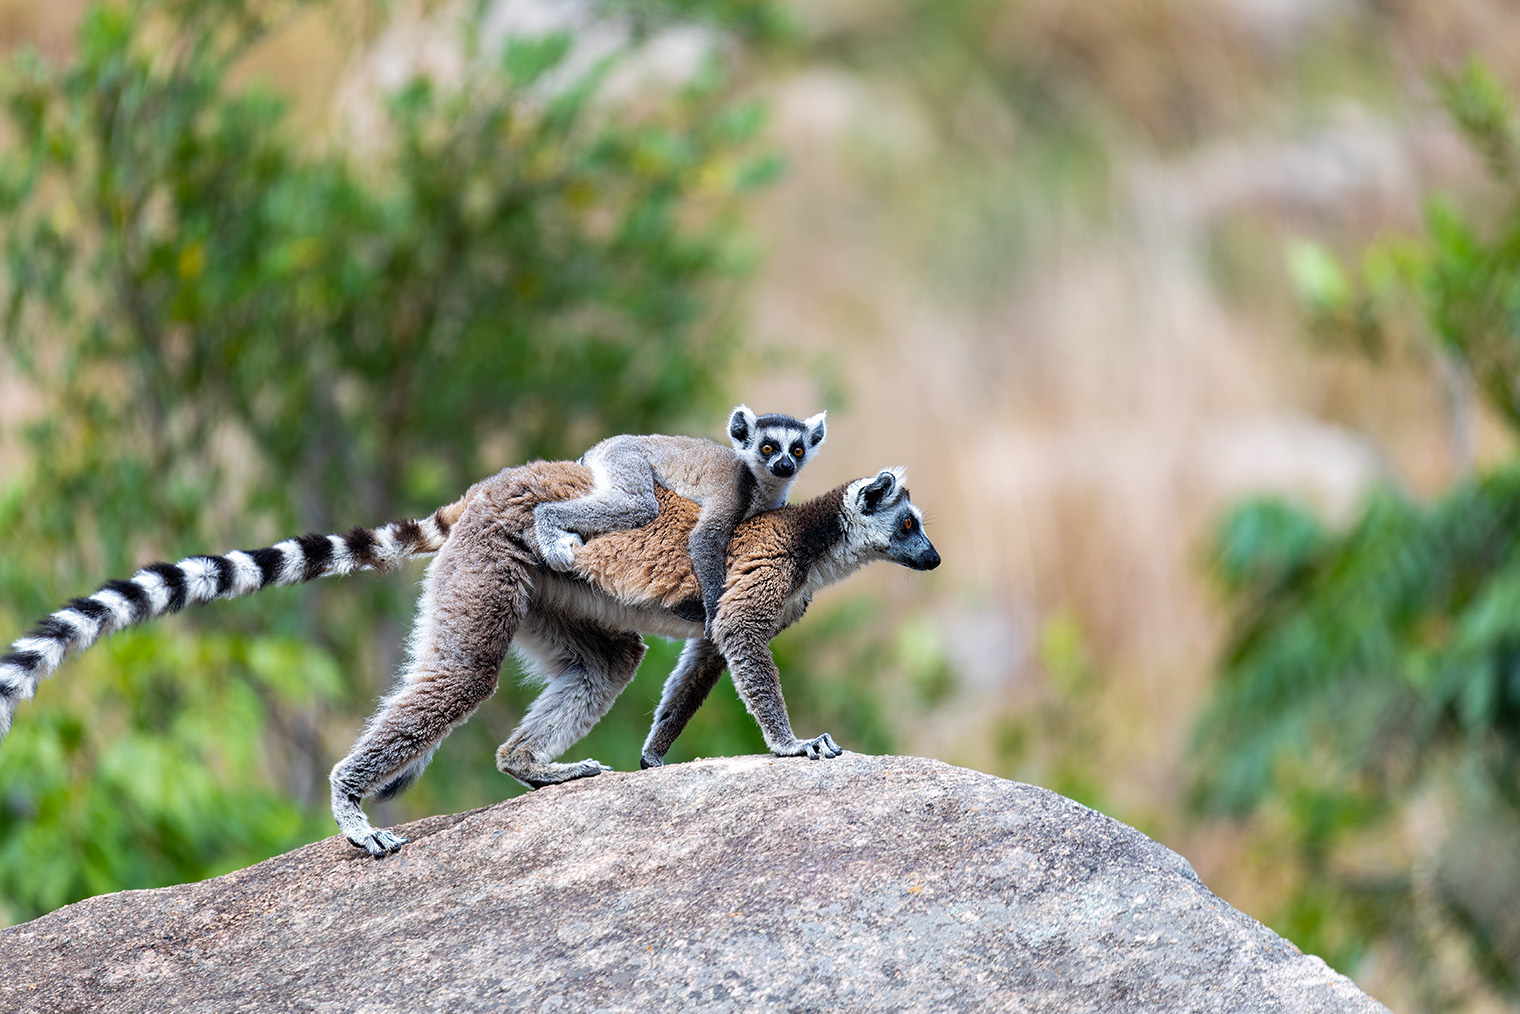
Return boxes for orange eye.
[792,446,805,459]
[761,444,775,455]
[903,517,915,532]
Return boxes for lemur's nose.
[772,457,796,478]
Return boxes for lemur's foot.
[333,791,408,857]
[346,826,409,858]
[540,532,584,572]
[497,751,613,789]
[774,733,843,761]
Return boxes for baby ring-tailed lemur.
[0,459,939,857]
[534,405,827,633]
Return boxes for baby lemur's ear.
[728,405,757,449]
[803,411,827,449]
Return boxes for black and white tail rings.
[0,511,453,738]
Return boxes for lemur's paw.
[639,750,664,770]
[498,754,613,788]
[347,827,409,857]
[540,532,584,572]
[775,733,843,761]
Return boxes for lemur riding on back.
[534,405,827,632]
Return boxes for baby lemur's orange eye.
[791,446,805,459]
[761,444,775,455]
[903,517,915,532]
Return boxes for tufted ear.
[728,405,757,449]
[858,470,898,514]
[803,411,827,449]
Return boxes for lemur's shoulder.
[730,484,848,566]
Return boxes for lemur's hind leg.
[330,511,534,857]
[496,608,647,788]
[330,663,502,856]
[641,636,728,769]
[533,446,660,572]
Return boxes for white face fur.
[728,405,828,484]
[841,468,939,572]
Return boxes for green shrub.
[1200,62,1520,1003]
[0,0,779,923]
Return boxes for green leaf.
[1286,239,1351,312]
[501,32,573,88]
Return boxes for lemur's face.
[728,406,828,482]
[753,425,810,478]
[845,469,941,572]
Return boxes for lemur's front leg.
[708,608,843,762]
[641,636,728,768]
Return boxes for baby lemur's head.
[728,404,827,487]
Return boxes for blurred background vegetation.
[3,1,1520,1010]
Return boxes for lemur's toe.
[348,828,408,857]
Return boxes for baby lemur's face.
[727,405,828,482]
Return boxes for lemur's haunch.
[0,460,939,857]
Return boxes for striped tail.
[0,502,463,739]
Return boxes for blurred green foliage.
[0,0,803,924]
[1200,62,1520,1004]
[989,610,1113,819]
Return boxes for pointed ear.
[728,405,756,448]
[804,411,827,449]
[858,470,898,514]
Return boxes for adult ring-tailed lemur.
[0,459,939,856]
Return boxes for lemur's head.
[843,468,941,572]
[728,405,827,482]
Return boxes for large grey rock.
[1,754,1384,1013]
